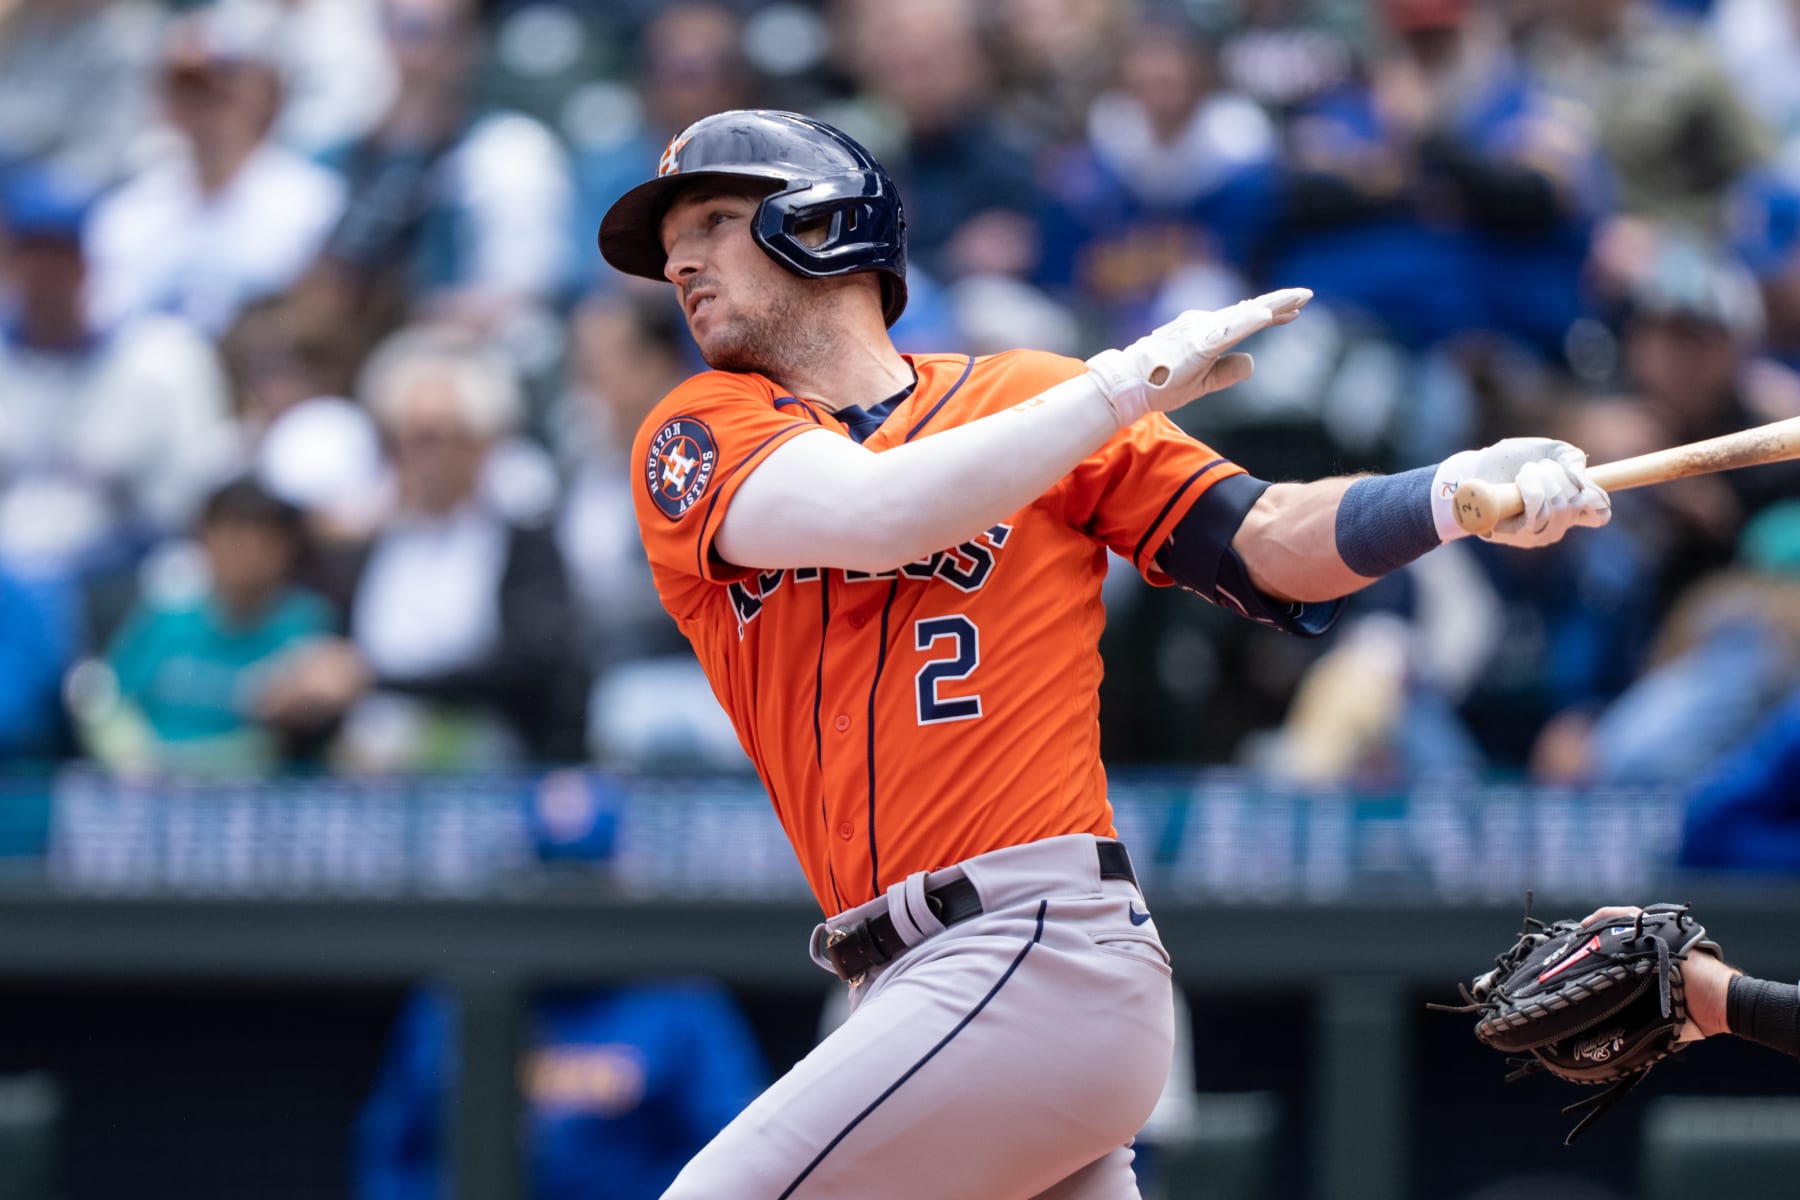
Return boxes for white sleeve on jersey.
[715,290,1311,576]
[715,372,1120,574]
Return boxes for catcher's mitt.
[1433,901,1721,1144]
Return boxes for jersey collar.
[832,370,918,445]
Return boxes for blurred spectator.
[1215,0,1360,115]
[832,0,1041,280]
[0,0,161,190]
[1248,551,1497,782]
[1471,502,1661,766]
[1504,235,1800,774]
[1272,0,1605,354]
[1528,0,1767,290]
[1680,682,1800,869]
[1036,7,1279,338]
[1727,165,1800,370]
[1620,235,1768,444]
[84,0,347,337]
[0,169,234,593]
[1537,499,1800,784]
[1603,234,1800,605]
[269,0,398,157]
[75,477,334,778]
[569,2,757,266]
[259,325,587,772]
[570,4,967,347]
[0,563,76,761]
[987,0,1134,150]
[1672,510,1800,864]
[555,295,692,672]
[554,295,743,768]
[1707,0,1800,160]
[217,295,388,546]
[355,980,767,1200]
[310,0,574,355]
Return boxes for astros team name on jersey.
[728,523,1013,635]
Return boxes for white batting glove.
[1085,288,1313,426]
[1431,437,1613,548]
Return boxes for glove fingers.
[1193,304,1276,356]
[1109,294,1305,420]
[1246,287,1313,324]
[1490,455,1612,544]
[1559,449,1613,529]
[1497,458,1558,538]
[1574,484,1613,528]
[1550,442,1590,477]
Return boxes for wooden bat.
[1452,415,1800,536]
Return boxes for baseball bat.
[1451,415,1800,537]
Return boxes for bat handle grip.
[1451,477,1523,537]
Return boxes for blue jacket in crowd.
[355,981,768,1200]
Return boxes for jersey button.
[838,821,854,840]
[833,714,851,733]
[848,611,867,629]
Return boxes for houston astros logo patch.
[646,416,718,520]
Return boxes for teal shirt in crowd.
[107,588,335,744]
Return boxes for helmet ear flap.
[788,202,870,256]
[750,174,907,323]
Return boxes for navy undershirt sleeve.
[1727,976,1800,1059]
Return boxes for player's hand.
[1433,437,1612,548]
[1085,288,1312,426]
[1578,905,1739,1041]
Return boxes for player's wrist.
[1430,449,1485,543]
[1083,349,1149,428]
[1683,950,1738,1038]
[1333,464,1443,578]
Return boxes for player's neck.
[773,330,914,414]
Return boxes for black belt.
[823,841,1138,985]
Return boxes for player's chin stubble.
[696,278,841,381]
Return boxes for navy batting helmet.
[598,109,909,326]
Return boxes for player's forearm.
[1234,442,1612,603]
[1233,477,1378,603]
[716,373,1121,573]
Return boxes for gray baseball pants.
[661,833,1176,1199]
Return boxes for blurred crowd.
[4,0,1800,800]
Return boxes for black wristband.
[1726,975,1800,1060]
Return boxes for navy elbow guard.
[1155,473,1341,637]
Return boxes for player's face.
[659,187,831,377]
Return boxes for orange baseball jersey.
[631,350,1245,915]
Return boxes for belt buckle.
[825,927,866,987]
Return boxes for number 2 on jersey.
[914,615,982,725]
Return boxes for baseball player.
[598,109,1611,1199]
